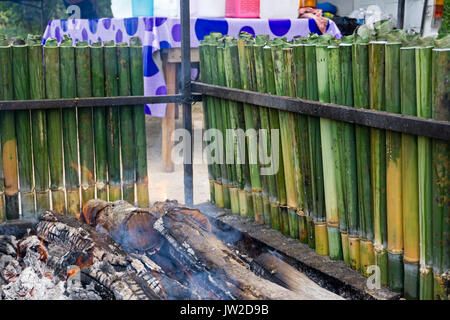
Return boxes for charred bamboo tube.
[117,43,136,204]
[400,46,420,299]
[369,41,388,286]
[90,41,108,201]
[352,42,374,277]
[329,44,348,262]
[199,39,216,206]
[293,41,313,244]
[75,41,95,207]
[130,37,150,208]
[238,38,262,222]
[316,43,339,259]
[416,46,434,300]
[254,38,274,227]
[103,40,121,202]
[12,38,34,218]
[340,41,360,269]
[264,45,283,231]
[60,36,80,215]
[44,39,65,213]
[431,47,449,301]
[305,42,324,250]
[385,41,404,293]
[211,39,231,211]
[272,44,297,237]
[0,35,19,220]
[28,35,50,214]
[222,38,240,214]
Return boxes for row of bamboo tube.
[199,30,449,300]
[0,34,150,221]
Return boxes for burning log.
[252,253,343,300]
[82,199,321,300]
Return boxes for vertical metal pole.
[180,0,194,206]
[397,0,406,29]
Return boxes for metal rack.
[0,0,449,207]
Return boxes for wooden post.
[162,61,176,173]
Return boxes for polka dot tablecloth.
[43,17,342,117]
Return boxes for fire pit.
[0,200,342,300]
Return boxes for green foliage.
[439,0,449,35]
[0,0,112,38]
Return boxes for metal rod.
[397,0,406,29]
[420,0,429,36]
[181,0,194,206]
[192,82,450,141]
[0,94,202,111]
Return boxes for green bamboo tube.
[200,39,216,206]
[27,35,50,214]
[316,43,340,259]
[329,44,348,263]
[205,41,224,208]
[12,38,34,219]
[369,41,388,286]
[293,41,313,244]
[218,42,235,211]
[264,45,283,231]
[44,39,65,214]
[431,47,449,300]
[284,46,302,240]
[271,44,297,237]
[416,46,434,300]
[340,41,360,269]
[211,39,231,211]
[305,41,325,250]
[0,36,19,220]
[203,39,223,208]
[385,41,404,293]
[130,37,150,208]
[90,41,108,202]
[254,39,274,227]
[103,40,121,202]
[238,38,262,222]
[222,37,241,214]
[60,36,80,215]
[75,41,95,207]
[222,37,243,214]
[352,42,375,277]
[117,43,136,204]
[400,47,420,299]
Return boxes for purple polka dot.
[82,29,88,41]
[124,17,139,36]
[308,19,321,35]
[156,86,167,95]
[269,20,291,37]
[195,19,229,41]
[102,18,111,30]
[172,24,181,42]
[145,105,151,115]
[61,20,68,32]
[144,17,154,31]
[240,26,255,37]
[72,19,76,25]
[113,25,116,31]
[115,29,123,43]
[160,41,171,49]
[55,27,61,42]
[97,37,102,42]
[143,46,159,77]
[89,19,98,34]
[155,18,167,27]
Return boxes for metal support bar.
[398,0,406,29]
[181,0,194,206]
[0,94,202,111]
[192,82,450,141]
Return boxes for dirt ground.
[146,102,209,205]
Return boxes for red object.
[226,0,260,18]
